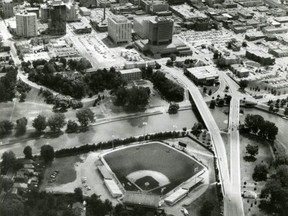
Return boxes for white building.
[66,3,78,22]
[16,12,37,38]
[108,15,132,45]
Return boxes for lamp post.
[173,125,177,145]
[143,122,147,142]
[112,135,116,149]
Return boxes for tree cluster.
[241,114,278,140]
[0,120,14,137]
[150,71,184,102]
[115,86,150,111]
[259,164,288,215]
[252,163,269,181]
[0,67,18,102]
[27,62,124,99]
[168,103,179,114]
[39,88,83,110]
[16,80,31,102]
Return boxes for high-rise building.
[66,3,78,22]
[148,17,173,45]
[108,15,132,44]
[40,4,50,22]
[2,0,14,19]
[16,12,37,38]
[48,2,67,35]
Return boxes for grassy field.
[240,134,273,216]
[40,155,82,190]
[186,185,221,216]
[103,142,204,195]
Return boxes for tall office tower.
[16,12,37,37]
[2,0,14,18]
[40,4,50,23]
[48,1,67,35]
[108,15,132,45]
[66,3,78,22]
[148,17,173,45]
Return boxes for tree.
[74,187,83,202]
[32,115,47,132]
[59,57,67,69]
[170,53,177,62]
[0,120,14,136]
[239,80,249,90]
[191,122,203,136]
[253,163,269,181]
[275,165,288,187]
[23,146,33,159]
[213,51,219,59]
[1,151,16,174]
[200,200,214,216]
[284,107,288,116]
[242,41,248,47]
[66,120,78,133]
[40,145,55,163]
[76,108,95,128]
[0,176,14,192]
[217,98,225,107]
[15,117,28,135]
[209,100,216,109]
[246,144,259,158]
[47,113,66,132]
[19,93,26,102]
[208,89,212,96]
[0,197,24,216]
[168,103,179,114]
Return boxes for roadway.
[161,65,243,215]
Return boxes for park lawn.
[41,155,82,188]
[240,134,274,216]
[186,185,221,216]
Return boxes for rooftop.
[123,192,160,208]
[187,66,219,80]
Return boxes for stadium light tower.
[143,121,147,142]
[112,134,116,149]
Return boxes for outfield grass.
[103,142,204,195]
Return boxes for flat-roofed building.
[2,0,14,18]
[26,7,40,18]
[48,2,67,35]
[119,68,142,81]
[16,12,38,38]
[79,0,97,8]
[66,3,78,22]
[108,15,132,44]
[185,66,219,85]
[246,49,275,65]
[140,0,169,14]
[245,32,265,41]
[262,26,288,34]
[148,17,173,45]
[274,16,288,23]
[230,64,250,78]
[79,7,91,16]
[170,3,207,21]
[123,192,160,209]
[133,16,156,39]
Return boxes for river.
[210,106,288,149]
[0,109,199,157]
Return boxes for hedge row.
[55,131,185,158]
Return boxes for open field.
[240,134,273,216]
[40,155,82,190]
[103,142,204,195]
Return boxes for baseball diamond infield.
[102,142,204,195]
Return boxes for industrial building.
[108,15,132,44]
[16,12,38,38]
[185,66,219,85]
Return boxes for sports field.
[103,142,204,195]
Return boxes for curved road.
[163,65,245,216]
